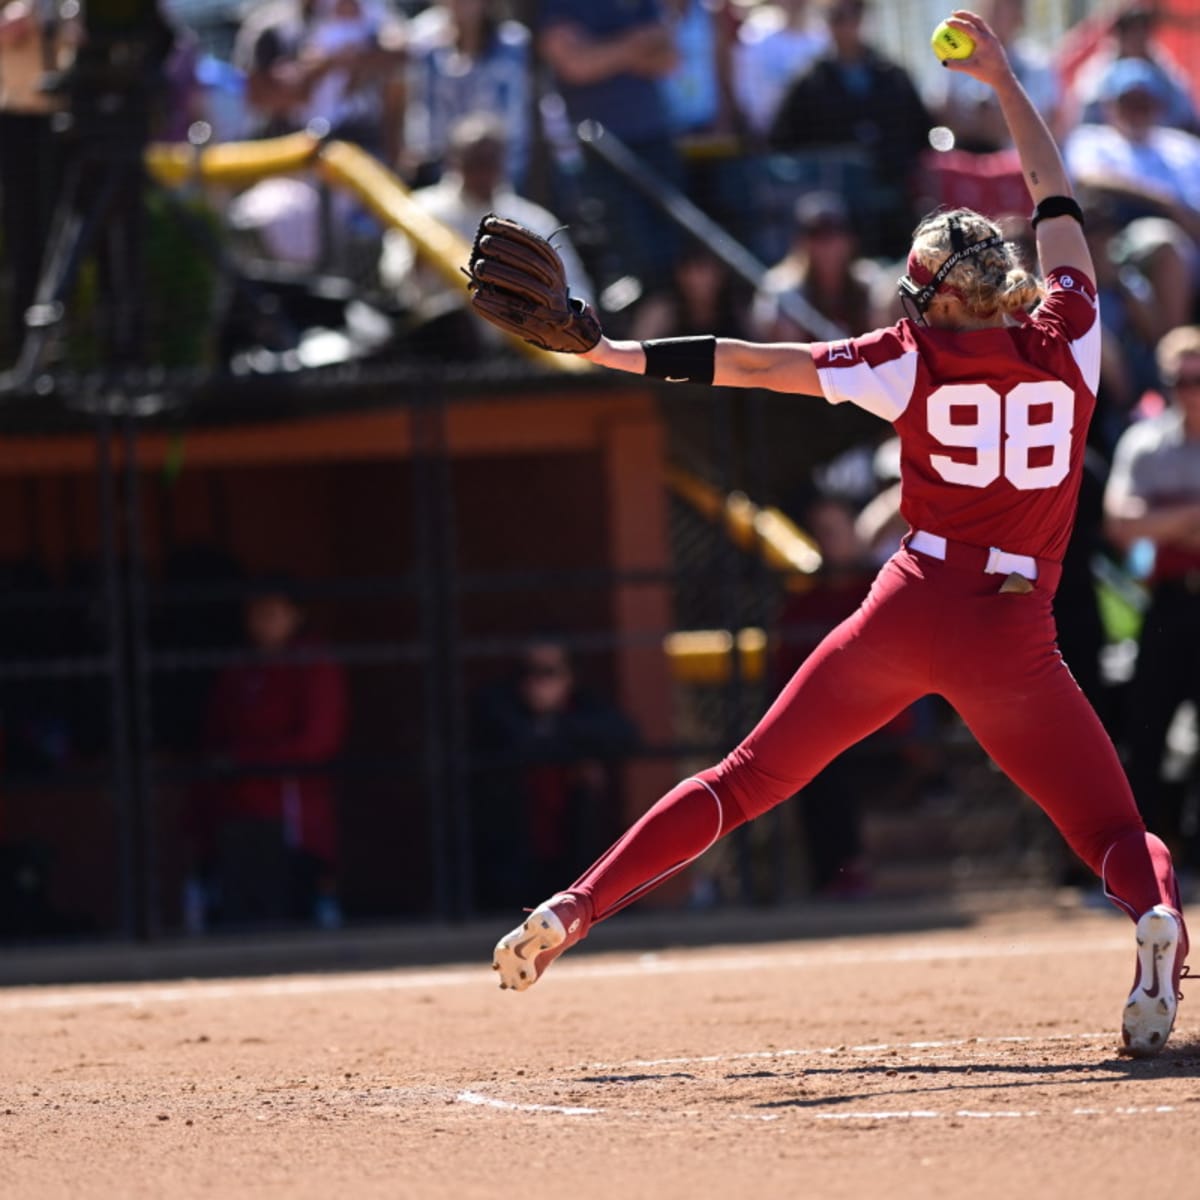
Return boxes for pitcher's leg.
[567,774,739,924]
[953,657,1178,917]
[570,612,925,925]
[492,609,925,990]
[952,656,1188,1055]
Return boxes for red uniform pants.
[571,546,1178,924]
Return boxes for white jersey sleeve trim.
[817,350,918,422]
[1068,304,1102,396]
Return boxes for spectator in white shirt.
[1065,59,1199,339]
[380,112,592,354]
[1065,57,1200,247]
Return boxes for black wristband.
[1031,195,1085,229]
[642,336,717,385]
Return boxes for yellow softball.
[931,20,975,61]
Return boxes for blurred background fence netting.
[0,366,1106,940]
[0,0,1198,943]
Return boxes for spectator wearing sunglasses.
[469,638,639,911]
[1105,326,1200,880]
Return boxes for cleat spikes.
[1122,906,1187,1057]
[491,893,590,992]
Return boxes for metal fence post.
[430,388,472,923]
[747,388,787,901]
[710,386,753,904]
[411,397,452,921]
[121,409,159,939]
[413,386,472,922]
[96,413,138,939]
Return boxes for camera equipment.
[9,0,174,384]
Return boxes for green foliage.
[63,186,226,371]
[1096,576,1144,644]
[143,189,224,369]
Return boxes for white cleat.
[492,893,588,992]
[1122,905,1186,1057]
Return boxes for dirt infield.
[1,905,1197,1200]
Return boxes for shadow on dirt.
[560,1044,1200,1115]
[752,1044,1200,1108]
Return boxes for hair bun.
[909,209,1042,320]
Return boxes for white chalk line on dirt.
[453,1088,1181,1125]
[811,1105,1179,1122]
[456,1088,779,1121]
[0,932,1132,1012]
[457,1029,1164,1126]
[457,1091,603,1117]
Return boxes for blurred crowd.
[1,0,1200,921]
[0,0,1197,370]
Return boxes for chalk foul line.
[457,1090,602,1117]
[455,1029,1184,1126]
[453,1088,1180,1124]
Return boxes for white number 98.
[926,381,1073,490]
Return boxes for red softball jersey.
[811,269,1101,563]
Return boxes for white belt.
[909,529,1038,581]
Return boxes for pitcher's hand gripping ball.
[466,214,602,353]
[931,20,975,60]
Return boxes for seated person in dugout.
[470,12,1191,1058]
[470,638,638,912]
[189,575,348,930]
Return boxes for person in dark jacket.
[470,638,638,911]
[767,0,931,257]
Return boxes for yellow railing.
[665,466,821,576]
[144,134,589,373]
[664,626,767,685]
[662,468,822,684]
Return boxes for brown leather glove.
[466,214,602,354]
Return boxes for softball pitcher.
[470,11,1189,1056]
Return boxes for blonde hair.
[1156,325,1200,384]
[909,208,1042,320]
